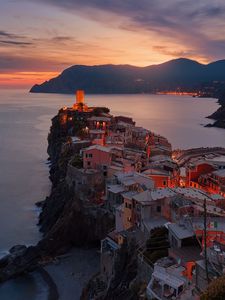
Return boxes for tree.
[201,276,225,300]
[70,155,83,169]
[92,107,110,116]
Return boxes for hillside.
[30,58,225,94]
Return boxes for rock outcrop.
[206,96,225,129]
[81,239,139,300]
[0,245,40,282]
[0,109,114,283]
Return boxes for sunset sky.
[1,0,225,88]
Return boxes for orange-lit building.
[142,168,179,188]
[87,115,112,145]
[82,144,112,172]
[143,168,171,188]
[186,161,215,188]
[72,90,90,112]
[58,90,93,132]
[199,169,225,196]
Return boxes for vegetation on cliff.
[200,275,225,300]
[30,58,225,94]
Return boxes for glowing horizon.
[1,0,225,87]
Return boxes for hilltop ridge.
[30,58,225,94]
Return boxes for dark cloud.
[0,30,15,38]
[0,40,33,46]
[51,36,74,42]
[0,30,23,39]
[0,54,67,72]
[0,30,32,47]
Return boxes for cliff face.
[81,239,140,300]
[0,110,114,283]
[207,96,225,129]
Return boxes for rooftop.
[133,190,154,205]
[150,154,172,162]
[142,217,168,232]
[192,204,225,216]
[117,172,154,190]
[122,190,139,200]
[151,188,176,200]
[83,144,112,153]
[107,184,126,194]
[168,223,194,239]
[171,187,214,201]
[212,169,225,177]
[143,168,170,176]
[152,262,187,289]
[88,116,111,122]
[89,129,106,134]
[71,137,90,144]
[192,216,225,231]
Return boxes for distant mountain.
[30,58,225,94]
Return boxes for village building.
[142,168,173,188]
[82,144,112,173]
[146,257,190,300]
[105,172,154,212]
[199,169,225,196]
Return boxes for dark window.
[163,180,167,186]
[89,153,93,158]
[156,206,161,213]
[87,161,91,166]
[129,204,132,209]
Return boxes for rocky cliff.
[0,110,114,283]
[206,95,225,129]
[81,239,140,300]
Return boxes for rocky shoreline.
[206,95,225,129]
[0,108,114,285]
[0,92,224,299]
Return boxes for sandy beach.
[44,248,100,300]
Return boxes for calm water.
[0,89,224,299]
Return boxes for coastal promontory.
[30,58,225,94]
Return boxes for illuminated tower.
[73,90,89,111]
[76,90,85,105]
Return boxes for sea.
[0,89,224,299]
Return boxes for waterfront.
[0,89,225,299]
